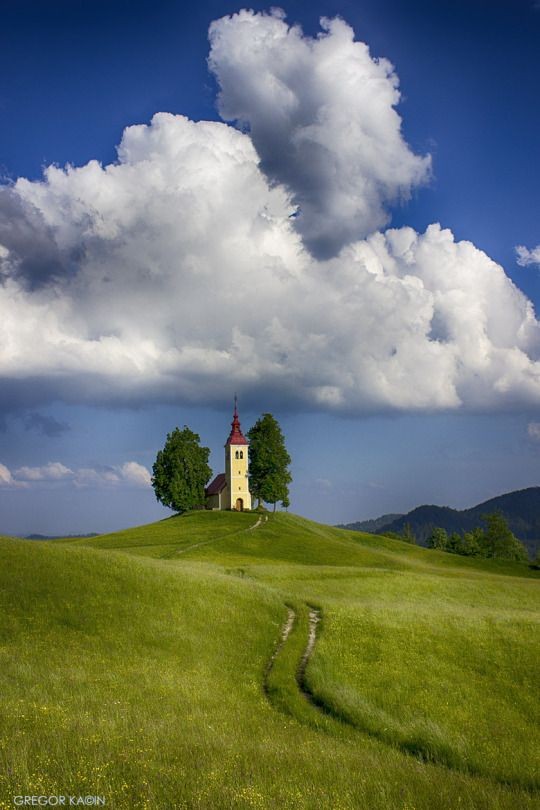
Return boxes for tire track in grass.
[265,603,539,794]
[297,608,321,692]
[263,606,296,696]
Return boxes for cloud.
[528,422,540,441]
[117,461,152,487]
[0,13,539,418]
[208,10,430,258]
[6,461,151,488]
[0,188,69,289]
[0,462,28,488]
[0,462,16,487]
[73,461,152,488]
[15,461,73,481]
[314,477,333,491]
[516,244,540,268]
[72,467,122,488]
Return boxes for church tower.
[224,396,251,511]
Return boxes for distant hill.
[336,513,403,533]
[340,487,540,556]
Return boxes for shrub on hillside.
[427,513,528,562]
[427,527,448,550]
[480,513,528,561]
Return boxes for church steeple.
[224,395,251,510]
[226,394,248,446]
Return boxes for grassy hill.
[1,511,539,809]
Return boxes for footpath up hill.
[0,511,538,810]
[63,509,535,575]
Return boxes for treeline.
[385,513,530,562]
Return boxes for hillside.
[0,511,538,810]
[340,486,540,553]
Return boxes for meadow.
[0,511,538,809]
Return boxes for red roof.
[205,473,227,495]
[226,396,248,446]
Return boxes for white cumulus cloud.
[209,10,430,258]
[516,244,540,268]
[0,12,539,417]
[2,461,151,488]
[0,462,28,488]
[117,461,152,487]
[15,461,73,481]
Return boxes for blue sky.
[0,0,539,534]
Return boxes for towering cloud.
[209,9,430,257]
[0,12,538,416]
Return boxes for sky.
[0,0,539,535]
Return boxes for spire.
[227,394,248,445]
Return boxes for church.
[205,398,252,511]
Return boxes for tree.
[460,528,483,557]
[427,527,448,550]
[247,413,292,511]
[480,512,528,562]
[446,532,464,555]
[152,426,212,513]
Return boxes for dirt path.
[263,606,295,693]
[265,606,538,793]
[248,514,269,530]
[264,605,322,704]
[297,608,321,690]
[171,515,263,557]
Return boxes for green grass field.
[0,511,538,809]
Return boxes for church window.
[239,451,243,459]
[235,450,239,459]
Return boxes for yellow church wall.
[225,447,251,510]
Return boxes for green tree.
[460,528,484,557]
[247,413,292,511]
[152,426,212,513]
[480,512,528,561]
[427,527,448,550]
[446,532,463,555]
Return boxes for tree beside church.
[247,413,292,511]
[152,426,212,513]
